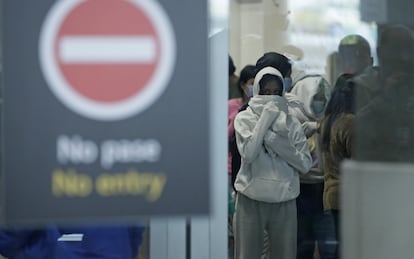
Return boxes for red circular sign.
[40,0,176,120]
[56,0,160,103]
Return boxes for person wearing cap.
[337,34,373,77]
[233,66,312,259]
[336,34,379,111]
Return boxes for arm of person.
[264,120,312,174]
[234,104,278,164]
[302,121,318,138]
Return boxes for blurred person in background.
[320,82,356,258]
[228,64,256,259]
[228,64,257,155]
[337,34,373,77]
[336,34,379,108]
[287,70,335,259]
[229,55,241,99]
[356,25,414,162]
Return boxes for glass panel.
[229,0,414,259]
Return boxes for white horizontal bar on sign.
[57,233,84,242]
[59,36,156,64]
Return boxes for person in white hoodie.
[233,66,312,259]
[287,71,337,259]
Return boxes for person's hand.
[302,121,317,138]
[263,101,280,114]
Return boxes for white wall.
[229,0,289,73]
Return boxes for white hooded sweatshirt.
[286,73,331,183]
[288,75,331,122]
[234,67,312,203]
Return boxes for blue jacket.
[0,228,60,259]
[0,225,145,259]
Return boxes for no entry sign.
[3,0,209,225]
[40,0,176,120]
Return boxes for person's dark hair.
[255,52,291,78]
[334,73,354,89]
[322,79,355,152]
[229,55,236,76]
[237,65,256,100]
[259,74,283,96]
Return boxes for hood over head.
[290,75,331,120]
[253,67,284,96]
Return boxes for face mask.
[247,84,254,97]
[283,78,293,92]
[311,101,325,115]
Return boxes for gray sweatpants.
[234,193,297,259]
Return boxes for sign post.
[3,0,209,225]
